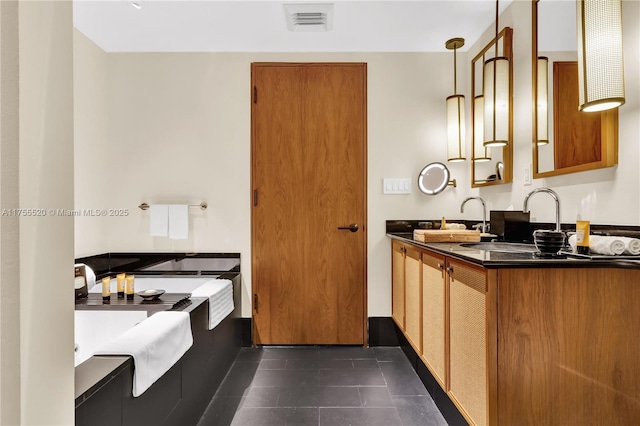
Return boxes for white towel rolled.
[94,311,193,397]
[618,237,640,255]
[589,235,625,256]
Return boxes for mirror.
[532,0,618,177]
[418,162,456,195]
[471,27,514,187]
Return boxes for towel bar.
[138,202,207,211]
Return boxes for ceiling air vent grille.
[284,3,334,32]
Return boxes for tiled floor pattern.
[197,346,448,426]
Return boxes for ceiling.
[73,0,514,53]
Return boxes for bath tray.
[559,250,640,260]
[413,229,481,243]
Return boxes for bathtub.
[88,276,215,294]
[74,310,148,367]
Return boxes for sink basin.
[459,242,538,253]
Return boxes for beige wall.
[74,28,109,257]
[100,51,467,317]
[0,1,21,424]
[73,1,640,319]
[19,1,74,424]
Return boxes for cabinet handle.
[446,266,454,274]
[437,263,444,270]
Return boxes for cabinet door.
[404,245,422,354]
[421,251,446,389]
[391,241,405,330]
[448,259,488,426]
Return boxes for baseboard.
[240,318,252,347]
[391,321,469,426]
[368,317,401,346]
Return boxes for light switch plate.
[383,178,412,194]
[524,164,532,186]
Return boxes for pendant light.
[446,37,466,162]
[576,0,625,112]
[483,0,509,148]
[473,95,491,161]
[536,57,549,145]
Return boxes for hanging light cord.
[492,0,499,143]
[453,44,457,95]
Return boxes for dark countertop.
[387,232,640,269]
[75,356,131,404]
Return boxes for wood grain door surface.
[251,63,367,345]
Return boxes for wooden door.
[251,63,367,345]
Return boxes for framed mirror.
[418,162,456,195]
[471,27,514,188]
[532,0,618,178]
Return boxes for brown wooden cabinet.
[391,238,640,425]
[420,251,446,389]
[404,245,422,354]
[391,241,423,355]
[391,241,405,331]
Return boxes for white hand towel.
[94,311,193,397]
[589,235,625,256]
[618,237,640,255]
[149,204,169,237]
[190,279,234,330]
[168,204,189,240]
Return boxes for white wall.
[73,0,640,318]
[19,1,74,424]
[74,29,110,257]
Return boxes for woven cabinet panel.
[421,254,446,388]
[392,243,405,330]
[449,265,487,426]
[405,247,422,353]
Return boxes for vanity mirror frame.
[471,27,514,188]
[531,0,618,178]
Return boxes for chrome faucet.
[523,187,561,231]
[460,197,487,234]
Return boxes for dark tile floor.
[197,346,448,426]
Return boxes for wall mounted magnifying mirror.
[418,162,456,195]
[471,27,513,187]
[532,0,618,177]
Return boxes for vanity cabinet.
[393,244,493,426]
[391,241,422,353]
[391,237,640,425]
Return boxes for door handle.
[338,223,359,233]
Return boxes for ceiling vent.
[284,3,334,32]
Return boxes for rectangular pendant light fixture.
[576,0,625,112]
[473,95,491,161]
[483,56,509,147]
[536,56,549,145]
[446,38,466,162]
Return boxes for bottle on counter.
[116,273,126,299]
[576,220,591,255]
[125,274,135,300]
[102,277,111,302]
